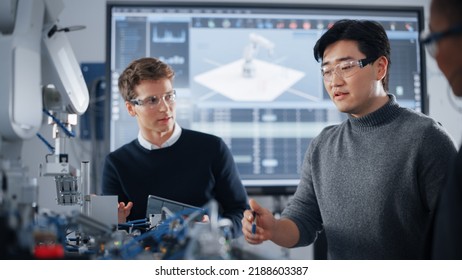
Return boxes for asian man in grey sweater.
[242,19,457,259]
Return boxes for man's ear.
[375,56,388,81]
[126,101,137,117]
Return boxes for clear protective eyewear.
[321,57,377,82]
[130,90,176,108]
[420,25,462,57]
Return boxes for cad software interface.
[108,4,423,187]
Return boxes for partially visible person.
[421,0,462,259]
[102,57,248,238]
[242,19,457,259]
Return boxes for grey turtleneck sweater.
[281,95,457,259]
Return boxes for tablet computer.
[146,195,204,225]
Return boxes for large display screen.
[106,2,425,194]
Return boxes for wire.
[42,109,75,138]
[116,208,202,259]
[36,133,55,153]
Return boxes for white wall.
[19,0,462,259]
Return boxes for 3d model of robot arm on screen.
[242,33,275,78]
[0,0,91,257]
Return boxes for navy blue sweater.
[102,129,248,237]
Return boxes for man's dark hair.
[431,0,462,25]
[313,19,391,91]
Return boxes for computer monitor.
[106,2,425,194]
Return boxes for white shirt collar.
[138,122,182,150]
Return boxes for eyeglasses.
[321,57,377,82]
[420,25,462,57]
[130,90,176,108]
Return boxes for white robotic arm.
[0,0,44,143]
[42,20,89,115]
[0,0,88,145]
[242,33,275,78]
[0,1,117,258]
[0,0,89,208]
